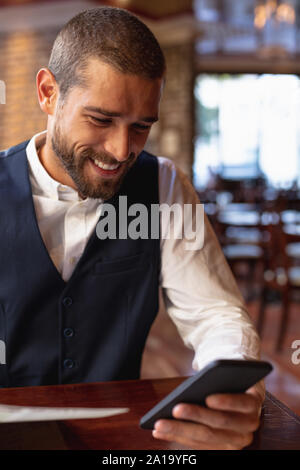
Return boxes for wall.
[0,28,57,149]
[146,41,195,179]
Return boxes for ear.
[36,67,59,115]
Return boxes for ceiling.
[0,0,71,5]
[0,0,193,18]
[1,0,300,72]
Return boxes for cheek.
[73,120,106,147]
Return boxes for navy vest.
[0,140,160,387]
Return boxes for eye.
[132,123,151,132]
[89,116,112,125]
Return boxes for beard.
[50,122,136,200]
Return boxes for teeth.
[92,158,120,171]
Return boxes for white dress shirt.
[26,130,263,399]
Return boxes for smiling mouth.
[89,157,122,177]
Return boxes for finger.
[247,384,264,401]
[152,418,254,450]
[205,392,261,414]
[172,403,260,433]
[246,386,264,417]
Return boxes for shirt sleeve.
[158,156,264,400]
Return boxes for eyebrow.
[83,106,158,123]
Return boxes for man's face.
[50,58,163,200]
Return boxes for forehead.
[66,58,163,117]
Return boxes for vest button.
[64,328,74,338]
[64,358,75,369]
[62,297,73,307]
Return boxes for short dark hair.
[48,7,166,100]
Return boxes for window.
[194,73,300,190]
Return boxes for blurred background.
[1,0,300,416]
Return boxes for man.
[0,7,263,449]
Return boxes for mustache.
[79,148,136,166]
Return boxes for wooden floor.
[141,289,300,417]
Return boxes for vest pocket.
[93,253,148,276]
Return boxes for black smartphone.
[139,359,273,430]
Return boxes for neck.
[37,135,76,190]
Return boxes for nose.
[103,126,131,163]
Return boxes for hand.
[152,386,263,450]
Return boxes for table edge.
[265,391,300,424]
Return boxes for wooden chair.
[257,214,300,351]
[216,207,265,301]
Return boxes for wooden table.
[0,377,299,450]
[284,223,300,238]
[217,210,261,227]
[281,210,300,225]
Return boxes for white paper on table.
[0,403,130,423]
